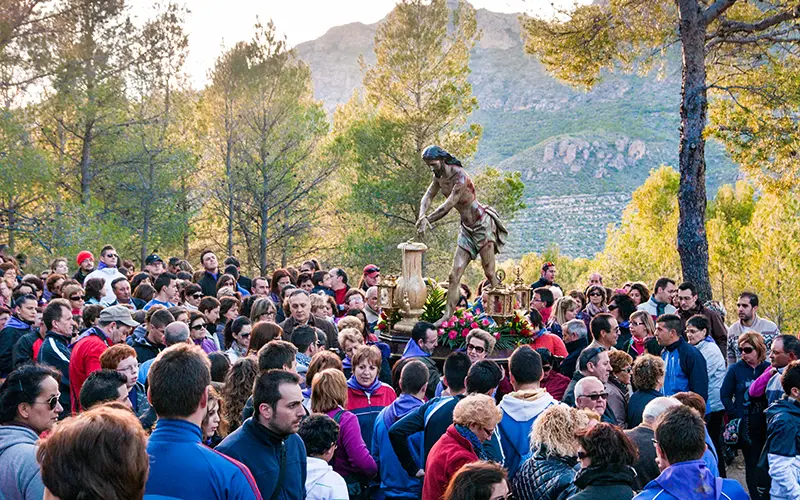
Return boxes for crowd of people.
[0,249,797,500]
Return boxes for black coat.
[512,449,578,500]
[568,465,635,500]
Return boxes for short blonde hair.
[452,394,502,429]
[351,345,382,368]
[310,368,347,413]
[337,316,364,332]
[738,331,767,363]
[466,329,496,355]
[531,405,593,458]
[309,293,327,313]
[553,297,578,325]
[630,310,655,336]
[337,328,363,350]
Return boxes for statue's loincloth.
[457,204,508,260]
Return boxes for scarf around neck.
[402,338,431,359]
[347,374,382,395]
[584,302,608,317]
[649,296,669,316]
[455,424,489,460]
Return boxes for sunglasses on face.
[34,394,60,410]
[542,365,552,372]
[191,324,206,331]
[466,343,486,354]
[577,451,588,460]
[239,333,251,339]
[365,267,380,274]
[580,392,608,401]
[70,295,85,301]
[740,346,755,354]
[588,292,603,297]
[191,293,203,299]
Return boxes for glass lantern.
[377,274,398,313]
[512,266,531,312]
[486,270,516,324]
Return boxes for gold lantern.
[486,270,516,324]
[377,274,398,313]
[512,266,531,312]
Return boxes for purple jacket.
[326,408,377,479]
[193,337,218,354]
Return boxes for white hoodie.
[84,266,126,304]
[305,456,349,500]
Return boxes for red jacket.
[422,425,479,500]
[542,370,571,401]
[69,329,112,412]
[346,383,396,411]
[530,333,568,358]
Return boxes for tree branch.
[703,0,738,24]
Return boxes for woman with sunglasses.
[721,331,769,497]
[188,310,218,354]
[180,283,203,310]
[224,317,251,364]
[571,423,638,500]
[63,284,86,315]
[607,350,633,428]
[0,364,62,500]
[582,285,608,329]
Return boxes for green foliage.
[421,284,447,323]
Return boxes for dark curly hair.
[577,422,638,468]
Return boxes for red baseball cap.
[363,265,380,276]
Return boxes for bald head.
[164,321,190,346]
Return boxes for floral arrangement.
[437,309,492,349]
[376,309,402,333]
[437,309,534,350]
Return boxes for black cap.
[145,254,163,265]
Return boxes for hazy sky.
[132,0,582,88]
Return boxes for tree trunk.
[7,197,15,253]
[80,123,93,204]
[676,0,712,302]
[225,138,234,257]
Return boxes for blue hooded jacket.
[371,394,425,499]
[497,389,558,479]
[145,419,262,499]
[633,460,748,500]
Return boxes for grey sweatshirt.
[0,424,45,500]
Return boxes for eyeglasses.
[482,426,495,436]
[104,253,118,259]
[588,292,603,297]
[623,367,632,373]
[630,321,645,327]
[70,295,85,301]
[117,363,139,374]
[191,293,203,299]
[191,323,206,331]
[577,451,588,460]
[239,333,251,339]
[466,343,486,354]
[580,392,608,401]
[678,296,693,302]
[740,346,755,354]
[365,267,380,274]
[542,365,552,372]
[651,438,659,446]
[33,394,60,410]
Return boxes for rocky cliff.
[295,5,738,258]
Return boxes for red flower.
[461,328,470,337]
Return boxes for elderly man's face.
[576,379,608,415]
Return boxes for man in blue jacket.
[498,345,558,479]
[217,369,307,500]
[655,314,708,401]
[634,405,748,500]
[145,343,262,499]
[372,359,428,499]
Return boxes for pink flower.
[464,313,474,321]
[441,320,450,329]
[449,331,457,340]
[494,332,501,339]
[470,322,479,329]
[458,318,466,326]
[438,328,444,335]
[481,319,490,327]
[461,328,470,337]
